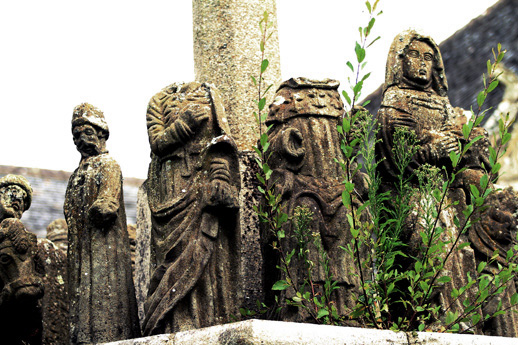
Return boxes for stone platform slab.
[104,319,518,345]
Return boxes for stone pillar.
[193,0,282,151]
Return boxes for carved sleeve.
[146,95,193,156]
[89,157,122,226]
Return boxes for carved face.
[0,186,26,220]
[402,40,434,86]
[0,244,43,305]
[72,124,104,158]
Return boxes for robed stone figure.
[143,82,240,335]
[262,78,367,323]
[376,30,492,332]
[64,103,140,344]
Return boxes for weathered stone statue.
[0,174,44,345]
[262,78,366,323]
[64,103,140,343]
[143,82,241,335]
[45,219,68,254]
[0,175,69,345]
[376,30,492,331]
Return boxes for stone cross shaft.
[193,0,282,151]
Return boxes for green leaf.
[480,174,489,190]
[445,311,458,325]
[462,123,471,140]
[258,97,266,111]
[474,115,484,127]
[317,308,329,319]
[261,59,269,73]
[470,184,480,198]
[353,80,364,96]
[251,75,257,86]
[342,190,351,207]
[272,280,289,290]
[437,276,452,284]
[503,132,512,145]
[477,91,486,108]
[449,151,459,168]
[342,90,352,105]
[355,42,366,63]
[477,261,487,274]
[418,323,425,332]
[457,242,471,251]
[346,61,354,72]
[365,1,371,13]
[487,80,499,93]
[362,100,371,107]
[367,36,381,48]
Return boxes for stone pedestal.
[104,319,517,345]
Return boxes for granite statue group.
[1,30,518,344]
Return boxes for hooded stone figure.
[143,82,241,335]
[377,30,490,190]
[375,30,494,332]
[64,103,140,344]
[262,78,367,323]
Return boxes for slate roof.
[0,165,143,238]
[365,0,518,121]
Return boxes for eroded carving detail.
[143,82,241,335]
[64,103,140,344]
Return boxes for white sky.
[0,0,499,179]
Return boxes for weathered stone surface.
[128,223,137,273]
[376,30,486,332]
[135,182,152,327]
[262,78,366,323]
[37,238,68,345]
[469,187,518,337]
[45,218,67,253]
[0,174,69,344]
[135,152,264,319]
[0,216,44,345]
[375,30,518,335]
[103,319,518,345]
[238,151,263,311]
[64,103,141,343]
[193,0,281,151]
[143,82,241,335]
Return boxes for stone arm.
[146,97,210,156]
[379,107,458,169]
[88,157,122,228]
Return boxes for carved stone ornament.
[64,103,140,344]
[262,78,367,324]
[143,82,241,335]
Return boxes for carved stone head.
[385,30,448,96]
[72,103,109,158]
[0,175,32,221]
[46,219,68,253]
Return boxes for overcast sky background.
[0,0,499,179]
